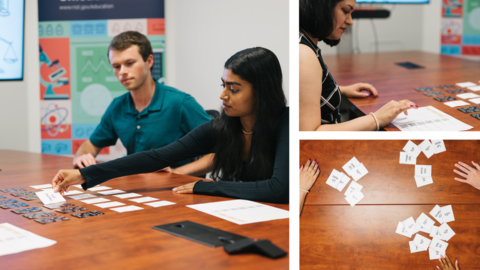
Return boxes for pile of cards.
[399,140,446,188]
[326,157,368,207]
[395,205,455,260]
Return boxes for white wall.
[0,0,40,152]
[319,2,441,55]
[165,0,290,110]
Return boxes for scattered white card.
[430,205,444,224]
[396,222,411,238]
[399,152,416,165]
[113,193,142,199]
[438,223,455,241]
[342,157,361,176]
[456,82,477,88]
[429,247,445,260]
[80,198,110,204]
[414,176,434,188]
[111,205,143,213]
[326,169,343,189]
[350,163,368,181]
[144,201,176,207]
[431,140,446,154]
[403,217,418,237]
[35,189,66,206]
[430,226,446,241]
[336,173,350,192]
[98,189,126,195]
[69,194,97,200]
[415,165,432,177]
[345,190,364,207]
[129,197,158,203]
[469,97,480,104]
[30,184,52,189]
[72,185,83,189]
[403,140,422,158]
[430,237,448,254]
[419,140,435,159]
[457,93,480,99]
[88,186,112,191]
[94,201,125,208]
[416,213,435,233]
[441,205,455,223]
[63,190,83,196]
[444,100,470,108]
[413,234,431,251]
[409,241,422,253]
[344,181,363,197]
[467,86,480,91]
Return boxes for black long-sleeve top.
[79,107,289,204]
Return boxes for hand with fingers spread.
[73,154,97,169]
[51,170,86,195]
[373,100,418,127]
[340,83,379,98]
[454,161,480,190]
[437,254,460,270]
[300,159,321,215]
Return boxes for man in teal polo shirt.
[73,31,210,168]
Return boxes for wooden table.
[0,150,289,270]
[323,51,480,131]
[300,140,480,269]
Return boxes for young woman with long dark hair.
[299,0,418,131]
[51,47,289,204]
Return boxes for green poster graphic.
[463,0,480,35]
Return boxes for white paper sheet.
[35,189,66,206]
[336,172,350,192]
[441,205,455,223]
[444,100,470,107]
[80,198,110,204]
[396,222,411,238]
[342,157,361,176]
[456,82,476,88]
[129,197,158,203]
[63,190,83,196]
[88,186,112,191]
[413,234,431,251]
[438,223,455,241]
[414,176,434,188]
[326,169,343,189]
[429,247,445,260]
[415,165,432,177]
[430,205,444,224]
[403,140,422,158]
[72,185,83,189]
[430,237,448,254]
[30,184,52,189]
[402,217,418,237]
[392,106,473,131]
[94,201,125,208]
[345,190,364,207]
[144,201,176,207]
[111,205,143,213]
[467,86,480,91]
[429,226,446,241]
[457,93,480,99]
[186,199,289,225]
[416,213,435,233]
[469,97,480,104]
[0,223,57,257]
[419,140,435,159]
[113,193,142,199]
[350,163,368,181]
[409,241,422,253]
[98,189,126,195]
[344,181,363,197]
[431,140,447,154]
[399,152,416,165]
[69,194,97,200]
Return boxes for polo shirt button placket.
[137,125,141,129]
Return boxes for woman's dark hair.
[211,47,286,182]
[300,0,342,47]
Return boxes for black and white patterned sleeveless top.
[299,33,341,124]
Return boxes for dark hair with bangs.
[299,0,343,47]
[211,47,286,182]
[108,31,154,71]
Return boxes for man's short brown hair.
[108,31,153,71]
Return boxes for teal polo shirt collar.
[125,81,166,116]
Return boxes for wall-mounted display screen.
[0,0,25,81]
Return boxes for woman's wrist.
[300,188,309,193]
[369,112,379,131]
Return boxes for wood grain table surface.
[0,150,289,270]
[300,140,480,269]
[322,51,480,131]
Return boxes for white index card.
[403,140,422,158]
[145,201,176,207]
[431,140,446,154]
[409,241,422,253]
[336,172,350,192]
[416,213,435,233]
[413,234,431,251]
[129,197,158,203]
[80,198,110,204]
[30,184,52,189]
[429,247,445,260]
[415,165,432,177]
[402,217,418,237]
[399,152,416,165]
[94,201,125,208]
[429,226,446,241]
[114,193,142,199]
[111,205,143,213]
[441,205,455,223]
[414,176,433,188]
[344,181,363,197]
[326,169,342,189]
[430,205,444,224]
[350,163,368,181]
[469,97,480,104]
[444,100,470,107]
[396,222,411,238]
[467,86,480,91]
[98,189,126,195]
[430,237,448,254]
[342,157,361,176]
[35,189,66,206]
[419,140,435,159]
[457,93,480,99]
[456,82,477,88]
[345,190,364,207]
[438,223,456,241]
[88,186,112,191]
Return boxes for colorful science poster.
[38,0,165,158]
[441,0,480,56]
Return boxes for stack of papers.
[326,157,368,207]
[391,106,473,131]
[399,140,446,188]
[395,205,456,260]
[0,223,56,256]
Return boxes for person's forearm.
[74,140,101,158]
[315,114,377,131]
[300,190,308,215]
[174,154,214,176]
